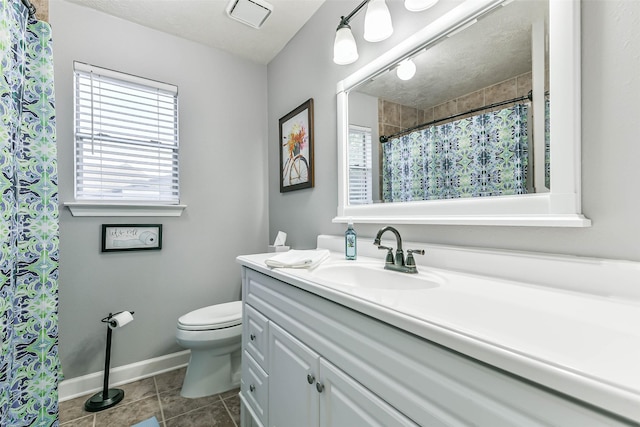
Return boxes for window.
[74,62,179,204]
[348,125,372,204]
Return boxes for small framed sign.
[101,224,162,252]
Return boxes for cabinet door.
[319,359,420,427]
[268,322,320,427]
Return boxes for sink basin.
[310,262,442,290]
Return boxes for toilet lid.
[178,301,242,331]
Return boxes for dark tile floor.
[59,367,240,427]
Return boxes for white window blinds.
[348,125,372,205]
[74,62,179,204]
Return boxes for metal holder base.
[84,388,124,412]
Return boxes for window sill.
[64,202,187,217]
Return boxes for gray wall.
[52,0,268,379]
[268,0,640,263]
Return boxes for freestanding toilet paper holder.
[84,311,135,412]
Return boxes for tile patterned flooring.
[59,367,240,427]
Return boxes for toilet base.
[180,349,241,398]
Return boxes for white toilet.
[175,300,243,398]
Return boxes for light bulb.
[333,25,358,65]
[404,0,439,12]
[364,0,393,42]
[397,59,416,80]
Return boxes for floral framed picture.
[279,98,314,192]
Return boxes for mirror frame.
[335,0,590,227]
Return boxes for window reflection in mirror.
[347,0,549,205]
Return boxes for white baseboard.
[59,350,190,402]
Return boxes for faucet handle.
[406,249,425,267]
[377,245,395,265]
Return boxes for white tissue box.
[268,245,290,253]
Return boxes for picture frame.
[101,224,163,252]
[279,98,314,192]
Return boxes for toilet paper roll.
[109,311,134,329]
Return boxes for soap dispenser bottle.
[345,220,357,260]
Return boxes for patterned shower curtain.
[382,104,529,202]
[0,1,60,426]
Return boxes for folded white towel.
[265,249,331,269]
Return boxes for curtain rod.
[21,0,37,17]
[379,90,546,143]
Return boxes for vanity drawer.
[241,350,268,427]
[244,303,269,369]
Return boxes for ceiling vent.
[226,0,274,29]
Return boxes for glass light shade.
[404,0,439,12]
[396,59,416,80]
[364,0,393,42]
[333,26,359,65]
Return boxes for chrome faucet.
[373,226,424,274]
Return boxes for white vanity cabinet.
[241,270,417,427]
[267,322,418,427]
[239,265,637,427]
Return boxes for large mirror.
[335,0,590,227]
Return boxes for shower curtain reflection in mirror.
[381,103,531,202]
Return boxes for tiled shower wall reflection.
[378,71,534,138]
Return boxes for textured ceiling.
[356,0,549,110]
[62,0,326,64]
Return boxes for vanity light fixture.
[334,19,360,65]
[334,0,436,65]
[364,0,394,42]
[396,58,417,80]
[333,0,392,65]
[404,0,439,12]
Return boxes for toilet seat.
[178,300,242,331]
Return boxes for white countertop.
[237,249,640,423]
